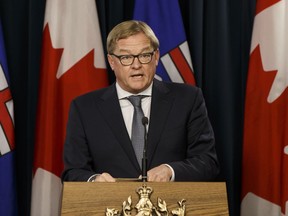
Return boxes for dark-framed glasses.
[110,51,155,66]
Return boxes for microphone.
[141,117,149,182]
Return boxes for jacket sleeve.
[61,99,96,182]
[168,88,219,181]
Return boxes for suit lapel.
[96,84,141,171]
[147,80,174,167]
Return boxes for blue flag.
[0,20,18,216]
[133,0,195,85]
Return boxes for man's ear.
[107,54,114,70]
[155,49,160,66]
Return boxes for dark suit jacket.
[62,79,219,181]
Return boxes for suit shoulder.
[158,80,201,94]
[73,85,113,104]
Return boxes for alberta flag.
[241,0,288,215]
[31,0,108,215]
[133,0,195,85]
[0,20,17,216]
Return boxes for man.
[62,20,219,182]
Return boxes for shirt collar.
[116,81,153,100]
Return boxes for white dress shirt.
[116,82,152,138]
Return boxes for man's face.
[108,32,159,94]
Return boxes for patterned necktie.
[127,95,146,167]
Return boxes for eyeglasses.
[110,51,155,66]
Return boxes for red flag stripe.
[170,47,195,85]
[256,0,281,15]
[0,88,15,151]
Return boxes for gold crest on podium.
[106,184,186,216]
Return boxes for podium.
[61,182,229,215]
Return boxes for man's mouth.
[131,74,144,78]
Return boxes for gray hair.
[106,20,159,54]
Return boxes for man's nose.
[131,56,142,68]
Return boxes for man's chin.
[127,85,147,94]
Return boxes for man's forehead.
[115,37,152,54]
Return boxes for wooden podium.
[61,181,229,215]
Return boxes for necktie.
[127,95,146,167]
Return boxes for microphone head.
[142,117,149,125]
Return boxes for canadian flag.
[241,0,288,216]
[31,0,108,215]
